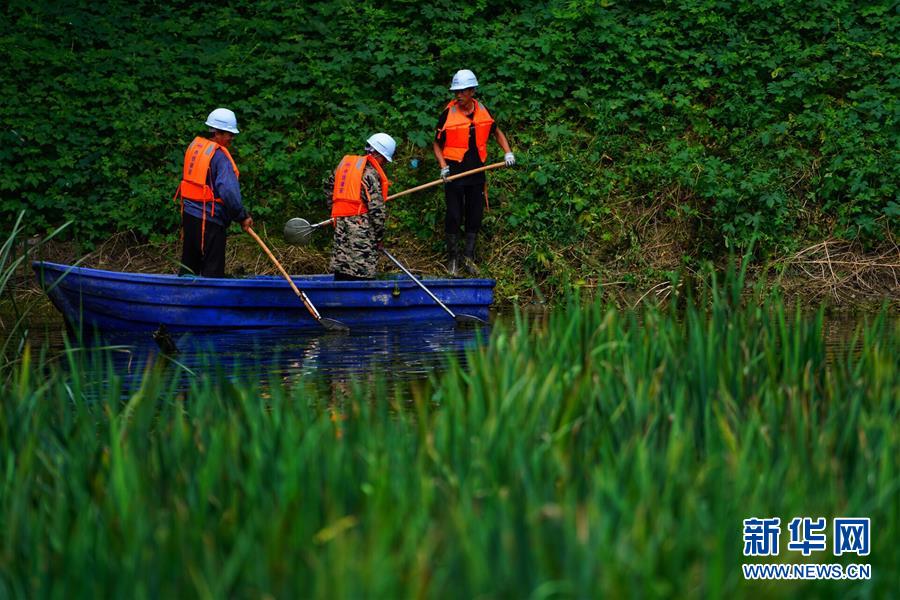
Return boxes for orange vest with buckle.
[439,99,494,163]
[331,154,390,218]
[173,136,240,250]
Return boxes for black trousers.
[180,212,227,277]
[444,181,485,235]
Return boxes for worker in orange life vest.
[174,108,253,277]
[433,69,515,276]
[323,133,396,280]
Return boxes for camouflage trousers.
[330,215,378,279]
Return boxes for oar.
[246,227,349,332]
[284,162,508,245]
[381,249,487,325]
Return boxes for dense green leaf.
[0,0,896,254]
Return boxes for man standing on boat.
[324,133,395,281]
[433,69,515,276]
[174,108,253,277]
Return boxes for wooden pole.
[387,161,506,201]
[246,227,348,331]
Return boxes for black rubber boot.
[463,233,478,275]
[446,234,459,277]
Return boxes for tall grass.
[1,211,70,372]
[0,269,897,597]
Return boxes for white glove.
[504,152,516,167]
[440,166,450,181]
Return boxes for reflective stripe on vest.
[331,154,390,218]
[439,99,494,163]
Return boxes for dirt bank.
[8,226,900,314]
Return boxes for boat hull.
[33,262,494,332]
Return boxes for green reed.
[1,211,70,372]
[0,274,897,598]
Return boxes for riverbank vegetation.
[2,1,897,303]
[1,260,898,596]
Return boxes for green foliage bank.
[2,1,897,260]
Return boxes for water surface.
[15,306,894,398]
[23,318,491,395]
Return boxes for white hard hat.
[205,108,239,134]
[450,69,478,90]
[366,132,396,162]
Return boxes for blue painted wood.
[33,261,495,332]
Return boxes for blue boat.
[33,261,495,332]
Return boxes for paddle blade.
[318,317,350,332]
[454,314,488,325]
[284,218,313,245]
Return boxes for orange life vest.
[331,154,390,218]
[173,136,240,251]
[439,99,494,163]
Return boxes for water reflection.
[42,323,490,394]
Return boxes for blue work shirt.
[182,149,247,227]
